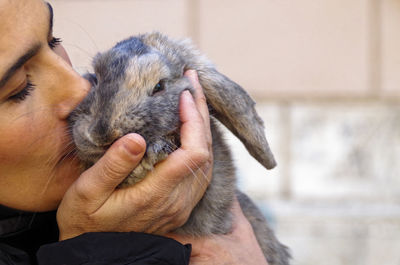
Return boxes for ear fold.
[197,68,277,170]
[139,31,276,169]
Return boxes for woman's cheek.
[0,111,54,165]
[0,120,33,164]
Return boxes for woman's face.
[0,0,90,211]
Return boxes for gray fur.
[68,32,290,265]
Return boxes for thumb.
[74,133,146,205]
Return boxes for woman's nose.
[51,55,91,120]
[56,73,91,120]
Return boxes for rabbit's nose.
[87,119,120,147]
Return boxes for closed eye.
[8,79,36,103]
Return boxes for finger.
[184,70,212,139]
[230,197,243,217]
[179,90,209,152]
[73,133,146,207]
[229,197,255,235]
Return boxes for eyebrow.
[0,2,54,88]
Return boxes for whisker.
[40,140,80,199]
[55,142,78,168]
[63,43,95,61]
[165,142,209,190]
[62,19,99,52]
[168,140,209,178]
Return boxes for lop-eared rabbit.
[69,32,290,265]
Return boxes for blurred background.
[50,0,400,264]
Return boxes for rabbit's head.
[69,33,276,173]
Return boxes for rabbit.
[68,32,291,265]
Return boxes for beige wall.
[52,0,399,101]
[50,1,400,264]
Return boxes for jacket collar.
[0,205,37,238]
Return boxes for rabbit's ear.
[197,68,277,170]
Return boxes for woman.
[0,0,268,264]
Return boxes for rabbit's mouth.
[118,132,181,187]
[145,133,181,161]
[161,132,181,154]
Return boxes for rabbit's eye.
[152,81,165,95]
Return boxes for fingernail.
[182,90,194,104]
[124,135,145,156]
[185,69,199,82]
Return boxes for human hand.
[57,70,213,240]
[168,198,269,265]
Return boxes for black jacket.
[0,205,191,265]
